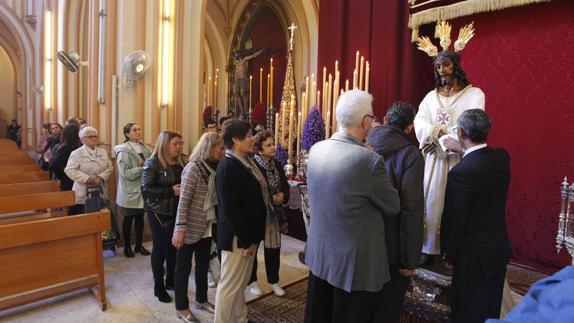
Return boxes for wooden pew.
[0,191,75,214]
[0,171,49,185]
[0,159,38,166]
[1,164,44,173]
[0,211,110,311]
[0,155,35,162]
[0,181,60,197]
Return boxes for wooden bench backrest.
[0,190,75,214]
[1,164,42,173]
[0,171,50,184]
[0,181,60,197]
[0,210,110,310]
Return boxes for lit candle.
[297,111,302,157]
[208,77,212,106]
[323,82,328,121]
[281,100,287,147]
[355,51,360,75]
[335,60,339,74]
[359,56,364,90]
[311,75,316,107]
[214,81,218,108]
[345,79,349,91]
[249,75,252,111]
[288,95,295,160]
[332,76,339,133]
[353,69,358,89]
[302,92,307,124]
[365,61,370,92]
[259,67,263,102]
[326,111,331,138]
[275,112,279,148]
[327,74,332,126]
[270,58,274,107]
[267,74,270,109]
[214,68,219,107]
[305,76,310,118]
[317,90,321,110]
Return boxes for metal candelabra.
[557,177,574,259]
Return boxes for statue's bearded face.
[435,57,455,87]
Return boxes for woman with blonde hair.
[142,131,184,303]
[171,132,224,322]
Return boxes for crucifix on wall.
[288,22,298,51]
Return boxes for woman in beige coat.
[65,126,113,215]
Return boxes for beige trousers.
[214,237,255,323]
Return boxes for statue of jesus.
[414,50,485,265]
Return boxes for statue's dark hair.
[433,51,470,88]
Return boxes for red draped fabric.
[318,0,434,117]
[318,0,574,272]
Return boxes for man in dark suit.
[440,109,511,323]
[367,101,424,323]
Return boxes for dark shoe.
[176,309,200,323]
[194,301,215,314]
[154,286,172,303]
[420,253,433,267]
[165,278,175,291]
[134,245,151,256]
[298,251,306,265]
[124,245,135,258]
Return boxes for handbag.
[85,185,120,247]
[153,211,175,235]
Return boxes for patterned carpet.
[248,278,308,323]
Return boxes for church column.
[103,0,117,146]
[87,0,100,130]
[180,0,206,153]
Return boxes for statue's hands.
[399,268,416,277]
[422,142,437,155]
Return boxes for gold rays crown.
[416,20,475,57]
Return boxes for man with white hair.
[304,90,400,322]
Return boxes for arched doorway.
[228,3,287,119]
[0,2,36,149]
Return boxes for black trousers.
[372,264,411,323]
[147,210,176,289]
[119,206,145,248]
[305,272,384,323]
[174,237,212,310]
[450,251,506,323]
[249,245,280,284]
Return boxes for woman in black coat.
[49,123,81,191]
[213,119,268,323]
[248,130,290,297]
[141,130,184,304]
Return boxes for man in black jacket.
[367,101,424,323]
[441,109,511,323]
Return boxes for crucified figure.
[232,48,264,116]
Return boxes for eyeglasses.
[365,114,377,122]
[84,135,99,139]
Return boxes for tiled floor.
[0,235,308,323]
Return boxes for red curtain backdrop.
[246,7,286,120]
[318,0,574,272]
[318,0,434,117]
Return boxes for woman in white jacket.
[65,126,113,215]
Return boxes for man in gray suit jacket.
[304,90,401,323]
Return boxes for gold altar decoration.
[408,0,550,42]
[415,20,475,57]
